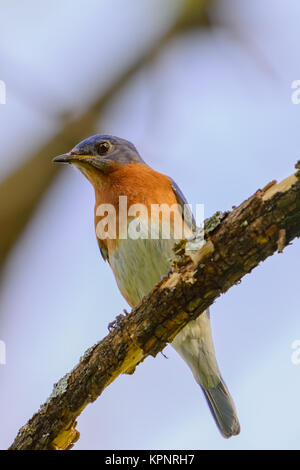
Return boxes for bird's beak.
[53,153,81,164]
[53,153,111,173]
[52,153,96,166]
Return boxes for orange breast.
[95,163,177,206]
[93,163,188,257]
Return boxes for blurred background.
[0,0,300,450]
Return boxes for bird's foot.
[108,314,125,332]
[160,269,172,281]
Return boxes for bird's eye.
[97,141,110,155]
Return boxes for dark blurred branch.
[9,166,300,450]
[0,0,210,268]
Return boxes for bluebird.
[53,134,240,438]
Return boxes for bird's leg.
[160,268,172,281]
[107,314,125,332]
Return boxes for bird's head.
[53,134,145,184]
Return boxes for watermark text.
[95,197,204,242]
[291,80,300,104]
[0,340,6,365]
[0,80,6,104]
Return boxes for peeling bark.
[9,166,300,450]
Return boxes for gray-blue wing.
[170,178,196,231]
[97,239,109,263]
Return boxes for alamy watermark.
[95,196,204,241]
[291,80,300,104]
[0,80,6,104]
[291,339,300,365]
[0,340,6,365]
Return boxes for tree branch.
[9,164,300,450]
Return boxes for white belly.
[109,235,175,306]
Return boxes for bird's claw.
[108,314,125,332]
[160,269,172,281]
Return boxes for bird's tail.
[200,376,240,438]
[171,310,240,438]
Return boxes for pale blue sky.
[0,0,299,450]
